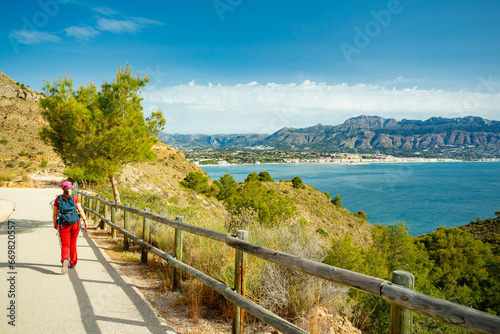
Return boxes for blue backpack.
[57,195,80,225]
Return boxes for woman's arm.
[76,203,88,230]
[53,205,58,229]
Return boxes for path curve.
[0,198,15,223]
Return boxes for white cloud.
[143,81,500,134]
[10,30,61,45]
[97,18,140,34]
[65,26,100,41]
[97,17,164,34]
[133,17,165,27]
[92,7,119,16]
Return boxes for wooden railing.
[74,186,500,334]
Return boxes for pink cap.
[61,181,72,189]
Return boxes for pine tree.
[39,65,165,205]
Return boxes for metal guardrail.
[75,188,500,334]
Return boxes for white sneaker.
[62,260,69,274]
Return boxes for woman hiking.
[53,181,88,274]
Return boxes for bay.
[200,162,500,236]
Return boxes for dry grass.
[250,223,352,321]
[183,280,204,323]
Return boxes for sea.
[200,161,500,236]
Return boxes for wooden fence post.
[390,270,415,334]
[94,196,100,227]
[173,216,184,291]
[123,203,130,251]
[82,192,87,215]
[88,195,93,223]
[141,208,151,264]
[111,200,116,239]
[80,192,90,223]
[233,230,249,334]
[103,198,109,231]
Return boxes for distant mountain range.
[159,115,500,156]
[158,132,267,149]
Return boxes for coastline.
[196,158,500,168]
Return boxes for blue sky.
[2,0,500,134]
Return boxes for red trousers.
[58,222,80,266]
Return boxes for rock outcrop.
[0,71,42,102]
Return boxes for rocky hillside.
[0,71,59,180]
[0,71,42,102]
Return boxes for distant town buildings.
[189,151,469,166]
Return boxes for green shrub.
[181,171,208,191]
[245,172,259,182]
[0,172,17,182]
[332,194,343,208]
[214,173,238,201]
[258,171,274,182]
[0,139,8,145]
[226,180,296,227]
[291,176,304,189]
[180,171,218,197]
[316,228,329,237]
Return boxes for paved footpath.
[0,188,177,334]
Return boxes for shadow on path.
[0,262,61,276]
[0,219,51,235]
[69,231,177,334]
